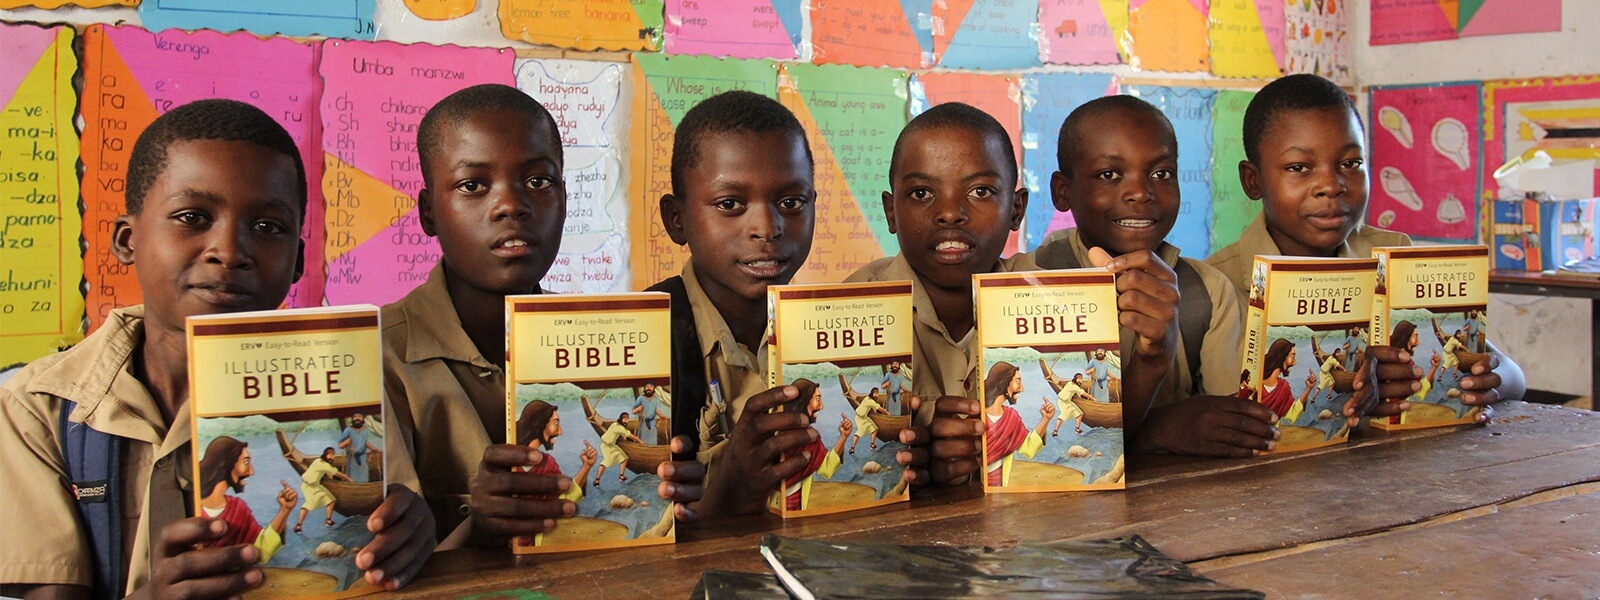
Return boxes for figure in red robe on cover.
[514,399,598,546]
[781,378,851,511]
[982,362,1054,487]
[1259,339,1313,422]
[196,436,297,562]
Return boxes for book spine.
[1241,258,1268,398]
[1368,250,1395,430]
[766,287,785,518]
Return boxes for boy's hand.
[357,485,436,591]
[139,518,262,600]
[656,436,705,523]
[1460,353,1504,424]
[1351,346,1420,423]
[1137,396,1279,457]
[896,395,984,487]
[1087,248,1178,361]
[468,445,575,547]
[700,386,815,517]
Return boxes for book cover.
[187,306,384,599]
[1369,245,1490,430]
[974,270,1125,493]
[1241,256,1378,452]
[767,281,914,518]
[505,293,674,553]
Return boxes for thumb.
[1086,247,1114,268]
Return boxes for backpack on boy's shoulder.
[59,400,125,600]
[645,277,711,460]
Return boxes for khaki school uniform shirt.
[1031,228,1245,406]
[383,262,508,543]
[845,253,1038,422]
[1207,212,1413,301]
[681,262,770,467]
[0,306,193,596]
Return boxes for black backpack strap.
[1175,259,1211,396]
[645,277,709,461]
[59,400,123,600]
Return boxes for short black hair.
[671,90,812,199]
[1055,95,1174,173]
[417,84,562,184]
[125,99,306,218]
[1242,74,1360,163]
[892,102,1016,182]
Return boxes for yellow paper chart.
[1128,0,1209,73]
[1208,0,1283,79]
[1,25,84,366]
[403,0,474,20]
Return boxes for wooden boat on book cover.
[584,391,670,445]
[1309,338,1358,393]
[835,375,910,442]
[1038,360,1123,429]
[1430,319,1492,374]
[274,430,384,516]
[580,395,669,475]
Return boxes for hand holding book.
[699,385,816,517]
[895,395,984,487]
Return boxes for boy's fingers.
[1475,404,1496,424]
[1216,415,1278,443]
[482,445,540,469]
[477,471,570,498]
[1462,388,1501,406]
[674,504,700,523]
[1107,251,1177,282]
[755,428,817,465]
[930,416,984,438]
[743,386,800,418]
[357,495,428,571]
[1374,361,1420,381]
[367,485,419,532]
[669,435,694,455]
[658,459,705,484]
[1474,353,1501,374]
[751,411,812,438]
[478,516,556,537]
[164,545,257,583]
[1086,246,1114,268]
[363,525,433,589]
[1201,441,1260,459]
[1376,380,1421,402]
[762,452,811,488]
[932,396,981,417]
[929,438,981,461]
[897,447,928,467]
[1217,398,1277,423]
[1367,399,1409,418]
[930,459,979,486]
[158,518,227,557]
[899,425,929,447]
[1118,311,1171,344]
[480,495,574,522]
[658,480,704,503]
[1460,373,1502,392]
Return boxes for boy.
[1032,95,1273,457]
[646,91,825,520]
[382,84,580,548]
[849,103,1178,485]
[1207,73,1524,420]
[0,99,433,599]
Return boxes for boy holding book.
[0,99,433,599]
[645,91,828,520]
[1030,95,1272,457]
[848,103,1178,485]
[1206,74,1524,419]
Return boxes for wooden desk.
[393,402,1600,599]
[1490,270,1600,402]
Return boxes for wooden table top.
[390,401,1600,599]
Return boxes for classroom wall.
[1351,0,1595,397]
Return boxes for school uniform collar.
[681,261,764,372]
[1238,212,1366,259]
[1037,227,1184,270]
[25,305,185,450]
[881,253,1038,346]
[399,262,528,370]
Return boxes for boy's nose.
[490,188,533,221]
[748,202,785,240]
[933,196,969,225]
[203,226,253,269]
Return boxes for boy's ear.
[417,188,437,237]
[1049,170,1072,213]
[659,194,688,246]
[1008,187,1028,231]
[111,215,136,265]
[881,190,898,235]
[1239,160,1263,201]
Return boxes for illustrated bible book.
[1369,245,1491,430]
[505,293,675,553]
[974,269,1125,493]
[187,305,384,599]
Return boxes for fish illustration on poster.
[318,40,514,306]
[626,54,779,290]
[1128,0,1209,73]
[516,58,633,293]
[500,0,664,51]
[1018,73,1119,250]
[910,72,1024,255]
[1128,85,1216,257]
[1038,0,1128,66]
[663,0,804,60]
[1367,83,1481,242]
[808,0,933,69]
[1,24,82,366]
[139,0,378,39]
[80,26,324,333]
[1207,0,1284,78]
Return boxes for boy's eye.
[908,188,932,201]
[713,198,744,211]
[253,220,289,235]
[778,196,811,211]
[1340,159,1364,170]
[970,187,995,199]
[173,210,210,227]
[526,176,555,190]
[455,180,485,193]
[1285,164,1308,173]
[1152,169,1175,181]
[1096,170,1121,181]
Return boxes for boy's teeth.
[747,260,778,267]
[501,239,528,248]
[936,240,970,251]
[1114,219,1154,227]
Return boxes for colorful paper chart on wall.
[0,0,132,7]
[1371,0,1561,45]
[1208,0,1283,78]
[663,0,804,60]
[1039,0,1128,66]
[499,0,664,51]
[1285,0,1350,85]
[1129,85,1215,257]
[925,0,1043,69]
[1483,76,1600,200]
[779,63,907,282]
[910,72,1023,254]
[626,54,778,289]
[403,0,476,20]
[808,0,931,69]
[318,40,514,307]
[139,0,378,39]
[1,24,81,366]
[80,25,323,333]
[1018,72,1118,249]
[1128,0,1209,73]
[1210,88,1258,249]
[515,58,633,293]
[1368,83,1481,241]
